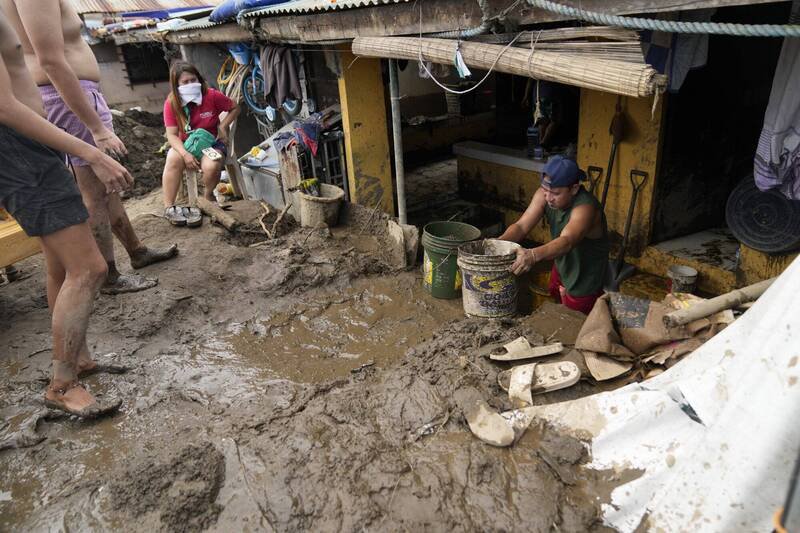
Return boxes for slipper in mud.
[497,361,580,407]
[130,244,179,269]
[44,383,122,419]
[165,205,186,226]
[464,400,535,447]
[480,337,564,361]
[182,206,203,228]
[78,361,131,379]
[100,273,158,295]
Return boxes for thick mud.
[0,194,618,531]
[113,109,168,198]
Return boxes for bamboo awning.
[352,36,667,98]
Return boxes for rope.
[527,0,800,37]
[418,3,524,95]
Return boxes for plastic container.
[421,221,481,299]
[667,265,698,294]
[298,183,344,228]
[457,239,521,317]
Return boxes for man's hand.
[182,151,200,171]
[87,149,133,194]
[92,127,127,159]
[216,128,228,145]
[509,248,538,276]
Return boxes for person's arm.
[216,104,240,145]
[0,55,132,193]
[499,187,546,243]
[509,202,596,275]
[14,0,126,157]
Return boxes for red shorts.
[548,264,603,315]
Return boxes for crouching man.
[499,155,609,314]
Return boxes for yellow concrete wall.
[457,156,551,243]
[738,245,798,286]
[577,90,664,256]
[338,49,395,214]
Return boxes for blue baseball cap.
[542,155,586,188]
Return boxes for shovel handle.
[587,165,603,194]
[630,169,648,191]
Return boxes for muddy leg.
[200,153,223,202]
[40,222,108,413]
[74,165,158,293]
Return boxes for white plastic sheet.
[530,257,800,532]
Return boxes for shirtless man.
[3,0,178,294]
[0,11,132,416]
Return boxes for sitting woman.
[162,61,240,226]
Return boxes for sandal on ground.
[478,336,564,361]
[182,206,203,228]
[44,382,121,419]
[497,361,581,407]
[464,399,535,447]
[165,206,187,226]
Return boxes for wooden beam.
[256,0,483,43]
[166,23,253,44]
[0,219,41,269]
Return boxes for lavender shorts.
[39,80,114,167]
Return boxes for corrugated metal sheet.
[167,15,221,30]
[241,0,409,18]
[71,0,220,15]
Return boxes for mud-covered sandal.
[78,355,131,378]
[165,205,187,226]
[464,399,535,447]
[44,382,122,419]
[497,361,580,405]
[182,206,202,228]
[479,336,564,361]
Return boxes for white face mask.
[178,82,203,106]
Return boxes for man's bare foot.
[100,273,157,294]
[44,381,121,418]
[130,244,178,269]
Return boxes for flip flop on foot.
[100,273,158,295]
[497,361,580,407]
[182,207,202,228]
[78,361,131,378]
[464,399,535,447]
[44,382,121,419]
[479,337,564,362]
[164,205,186,226]
[130,244,179,269]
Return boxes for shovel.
[606,169,648,291]
[587,165,603,195]
[599,96,625,211]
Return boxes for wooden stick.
[258,202,272,238]
[271,202,292,238]
[663,277,776,328]
[197,197,238,232]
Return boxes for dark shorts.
[0,124,89,237]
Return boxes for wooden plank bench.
[0,217,41,269]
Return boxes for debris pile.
[112,109,166,198]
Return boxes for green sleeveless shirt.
[544,187,609,296]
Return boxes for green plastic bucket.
[457,239,521,317]
[421,221,481,299]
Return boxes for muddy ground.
[0,189,625,531]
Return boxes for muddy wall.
[93,42,170,113]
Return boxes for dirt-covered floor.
[0,110,628,531]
